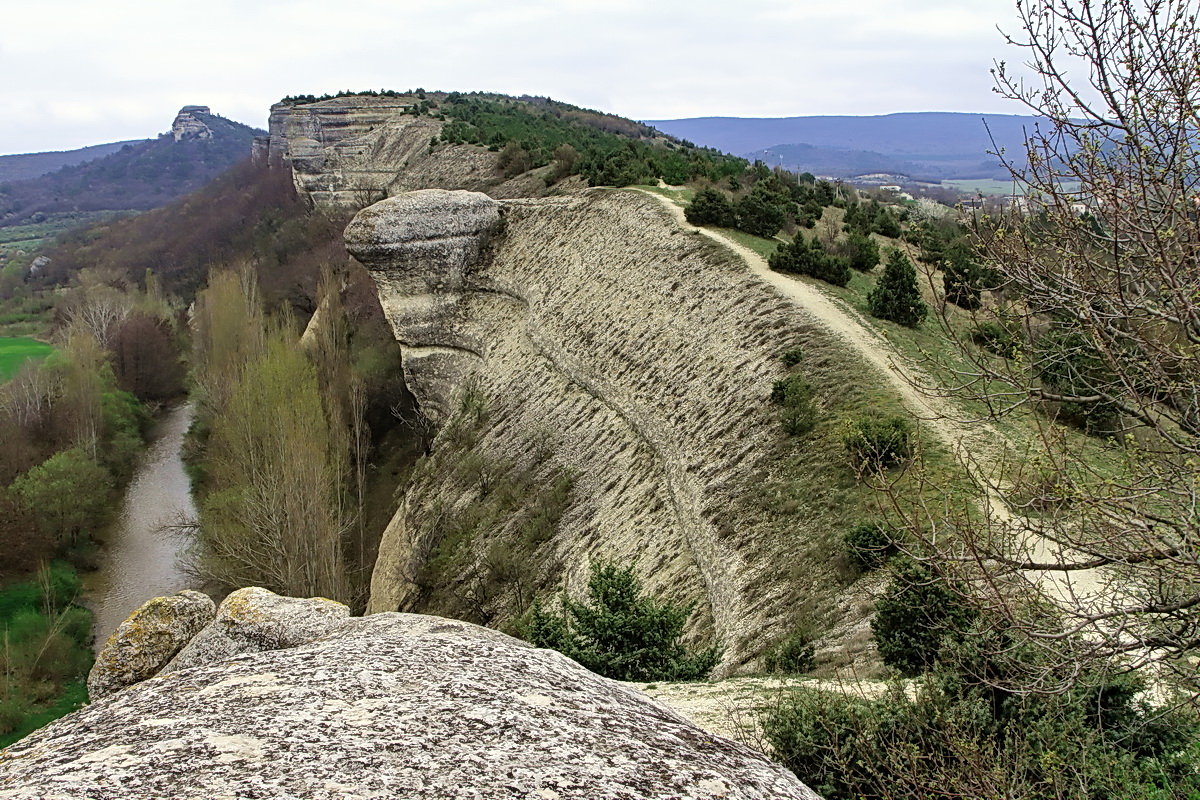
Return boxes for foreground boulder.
[164,586,350,672]
[1,612,819,799]
[86,589,215,700]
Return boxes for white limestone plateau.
[0,611,820,800]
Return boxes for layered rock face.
[1,602,819,800]
[352,188,828,671]
[170,105,214,141]
[345,189,502,423]
[265,96,501,208]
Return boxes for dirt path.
[637,189,1001,464]
[634,189,1111,602]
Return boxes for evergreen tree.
[845,232,880,272]
[769,236,851,287]
[734,188,790,238]
[684,187,735,227]
[868,249,927,326]
[941,241,998,310]
[526,561,720,681]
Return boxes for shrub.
[525,561,720,681]
[764,629,816,675]
[496,142,533,178]
[779,346,804,367]
[941,241,998,310]
[684,187,736,227]
[762,645,1200,800]
[871,558,975,675]
[1033,325,1122,434]
[844,232,881,272]
[971,320,1021,358]
[840,413,913,472]
[843,522,896,570]
[771,374,819,436]
[868,249,927,326]
[734,191,789,238]
[769,236,851,287]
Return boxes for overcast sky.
[0,0,1031,156]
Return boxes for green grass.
[0,680,88,749]
[0,564,94,748]
[0,211,135,249]
[0,337,53,381]
[943,178,1082,198]
[714,226,785,260]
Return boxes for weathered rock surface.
[164,586,350,672]
[0,613,820,799]
[86,589,214,701]
[266,96,504,208]
[359,188,872,672]
[345,189,502,423]
[171,105,214,141]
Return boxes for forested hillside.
[0,110,262,229]
[0,141,145,185]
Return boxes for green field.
[943,178,1083,198]
[0,211,137,257]
[0,337,53,381]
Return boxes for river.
[84,402,199,651]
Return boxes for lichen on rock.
[86,589,215,701]
[163,586,350,673]
[1,611,820,799]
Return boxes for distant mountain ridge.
[0,141,148,184]
[0,107,264,228]
[644,111,1044,180]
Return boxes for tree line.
[187,263,416,608]
[0,268,186,742]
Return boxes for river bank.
[83,402,199,652]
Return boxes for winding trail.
[636,189,1003,464]
[635,190,1111,606]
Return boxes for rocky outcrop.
[171,105,214,141]
[265,95,505,209]
[0,611,820,800]
[345,189,502,423]
[87,590,214,700]
[164,586,350,672]
[354,188,860,672]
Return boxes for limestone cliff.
[266,96,513,208]
[348,188,868,672]
[276,96,887,674]
[171,105,214,141]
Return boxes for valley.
[2,38,1198,794]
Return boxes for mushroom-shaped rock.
[344,188,501,281]
[163,586,349,672]
[0,613,821,799]
[344,189,503,424]
[86,589,215,701]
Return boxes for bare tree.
[61,283,134,350]
[895,0,1200,694]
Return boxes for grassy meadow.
[0,337,53,381]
